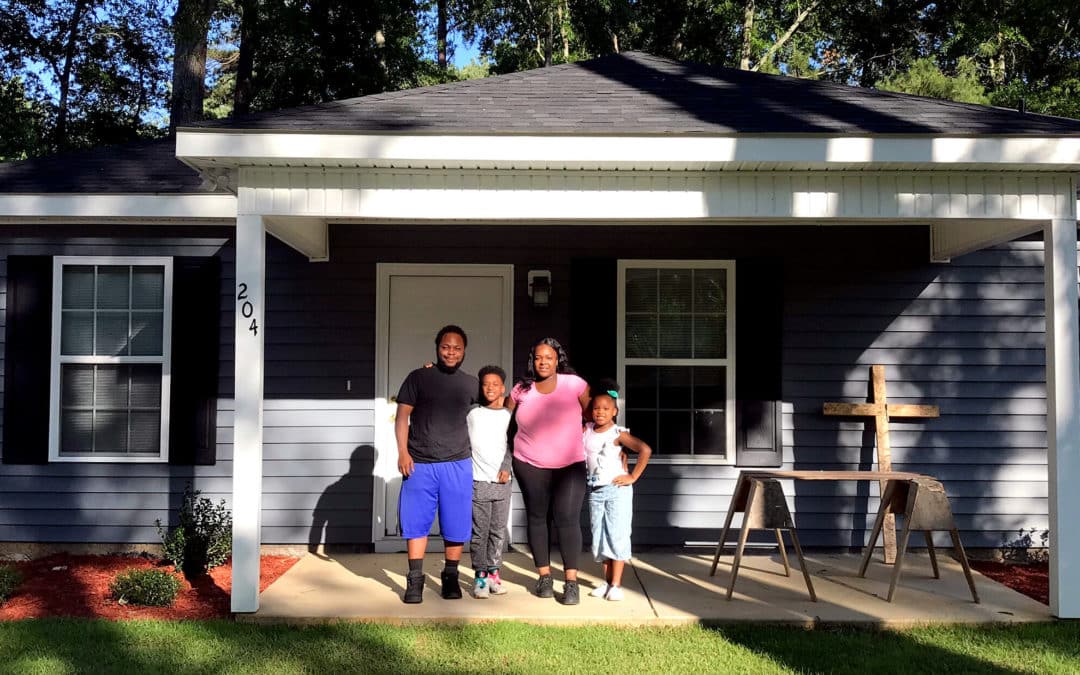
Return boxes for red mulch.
[970,560,1049,605]
[0,554,298,621]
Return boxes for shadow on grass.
[708,622,1080,675]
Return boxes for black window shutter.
[569,258,617,385]
[735,258,784,467]
[169,257,221,465]
[2,256,53,464]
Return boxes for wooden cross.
[823,365,940,564]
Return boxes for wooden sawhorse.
[859,477,980,603]
[709,477,816,601]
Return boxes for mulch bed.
[969,559,1049,606]
[0,554,298,621]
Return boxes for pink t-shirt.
[511,373,588,469]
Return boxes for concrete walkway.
[244,548,1051,626]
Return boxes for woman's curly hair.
[517,337,576,392]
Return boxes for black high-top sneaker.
[560,580,580,605]
[441,567,463,599]
[404,570,425,604]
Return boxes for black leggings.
[512,458,586,571]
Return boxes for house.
[1,52,1078,616]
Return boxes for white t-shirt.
[467,406,512,483]
[584,422,627,487]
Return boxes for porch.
[245,548,1049,625]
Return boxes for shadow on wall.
[308,445,375,555]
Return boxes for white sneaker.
[606,585,625,601]
[589,582,610,598]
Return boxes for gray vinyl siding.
[0,229,233,543]
[0,223,1058,550]
[321,224,1053,550]
[0,227,374,547]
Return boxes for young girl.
[584,382,652,601]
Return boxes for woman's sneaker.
[472,575,490,599]
[487,570,508,595]
[535,574,554,598]
[606,585,625,602]
[589,582,610,598]
[560,580,580,605]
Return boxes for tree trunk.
[544,6,553,67]
[611,32,619,53]
[170,0,215,130]
[559,0,569,60]
[233,0,256,115]
[55,0,89,150]
[437,0,448,69]
[739,0,754,70]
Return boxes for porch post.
[1044,217,1080,619]
[231,213,266,613]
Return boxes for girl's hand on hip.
[612,474,635,486]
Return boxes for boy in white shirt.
[467,365,513,598]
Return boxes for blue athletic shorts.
[399,458,474,542]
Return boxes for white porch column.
[1044,217,1080,618]
[231,213,266,613]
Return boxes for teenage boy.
[396,325,478,604]
[466,365,513,598]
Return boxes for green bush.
[156,484,233,580]
[109,568,181,607]
[0,564,22,603]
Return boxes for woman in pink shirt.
[508,337,591,605]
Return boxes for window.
[618,260,735,462]
[49,258,173,462]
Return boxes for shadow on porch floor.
[242,548,1051,626]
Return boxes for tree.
[0,0,172,154]
[878,56,989,104]
[170,0,217,129]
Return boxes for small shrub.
[156,483,233,580]
[109,568,181,607]
[0,564,22,603]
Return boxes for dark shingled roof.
[192,51,1080,135]
[5,52,1080,197]
[0,137,224,194]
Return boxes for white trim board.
[0,194,236,222]
[237,169,1076,223]
[178,132,1080,171]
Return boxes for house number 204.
[237,283,259,336]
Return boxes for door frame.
[372,263,515,551]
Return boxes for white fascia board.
[0,193,236,222]
[176,130,1080,170]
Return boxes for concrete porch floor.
[244,548,1051,626]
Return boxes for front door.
[373,264,514,551]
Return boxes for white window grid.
[617,259,736,464]
[48,257,173,463]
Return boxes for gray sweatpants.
[471,480,512,571]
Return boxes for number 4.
[249,318,258,336]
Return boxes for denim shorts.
[398,458,473,542]
[588,483,633,562]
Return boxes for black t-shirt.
[396,365,479,463]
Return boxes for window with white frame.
[618,260,735,461]
[50,258,172,461]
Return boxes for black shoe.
[441,568,463,599]
[404,570,424,604]
[560,580,580,605]
[535,574,554,598]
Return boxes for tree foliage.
[1,0,1078,160]
[0,0,173,153]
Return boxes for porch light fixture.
[528,270,552,308]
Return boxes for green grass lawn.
[0,620,1078,674]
